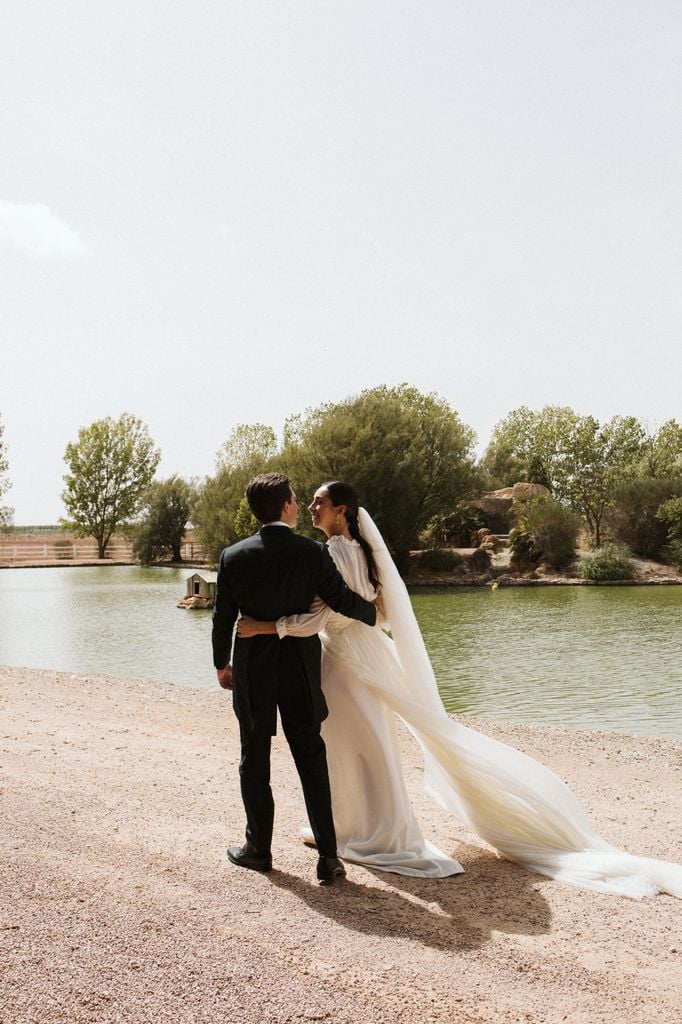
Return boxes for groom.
[212,472,377,885]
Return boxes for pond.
[1,566,681,739]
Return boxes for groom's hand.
[217,665,233,690]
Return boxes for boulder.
[469,547,492,571]
[511,482,551,501]
[471,527,491,547]
[479,534,499,552]
[469,482,552,532]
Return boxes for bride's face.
[308,487,341,536]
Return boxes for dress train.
[279,518,682,898]
[322,620,682,899]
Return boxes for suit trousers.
[238,714,338,859]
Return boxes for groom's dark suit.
[212,523,377,860]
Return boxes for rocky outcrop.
[510,482,551,501]
[470,483,551,532]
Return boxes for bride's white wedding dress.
[278,511,682,898]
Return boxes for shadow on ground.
[268,844,551,952]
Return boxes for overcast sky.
[2,1,681,524]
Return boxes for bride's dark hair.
[321,481,380,590]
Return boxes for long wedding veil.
[356,508,682,899]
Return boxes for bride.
[237,481,682,898]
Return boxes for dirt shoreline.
[2,665,681,1024]
[3,560,681,587]
[3,548,680,587]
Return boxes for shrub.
[578,544,635,581]
[509,526,541,567]
[511,496,580,569]
[418,548,463,572]
[470,547,492,572]
[421,505,484,548]
[662,539,682,571]
[656,497,682,571]
[606,478,682,557]
[657,495,682,539]
[54,539,73,561]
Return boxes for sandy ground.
[1,665,681,1024]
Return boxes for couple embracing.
[212,472,379,885]
[213,473,682,898]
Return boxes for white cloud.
[0,199,88,259]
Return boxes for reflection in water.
[1,568,681,738]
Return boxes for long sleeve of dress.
[276,596,331,638]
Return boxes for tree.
[481,406,582,495]
[133,476,196,564]
[215,423,277,472]
[657,496,682,570]
[483,406,646,545]
[561,415,644,546]
[282,385,477,568]
[0,414,14,528]
[639,420,682,478]
[193,423,282,563]
[61,413,161,558]
[233,496,259,540]
[606,477,682,557]
[657,496,682,542]
[477,436,527,492]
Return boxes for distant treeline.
[2,389,682,573]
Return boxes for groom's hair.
[246,473,293,524]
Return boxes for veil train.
[353,508,682,899]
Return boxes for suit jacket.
[212,525,377,732]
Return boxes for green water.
[412,586,682,737]
[1,567,680,738]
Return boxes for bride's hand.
[237,616,278,637]
[237,616,261,637]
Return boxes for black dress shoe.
[227,843,272,873]
[317,856,346,886]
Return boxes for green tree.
[477,437,526,491]
[133,476,196,565]
[233,496,259,540]
[657,496,682,570]
[483,406,645,545]
[193,423,282,562]
[0,414,13,528]
[606,477,682,557]
[216,423,277,472]
[657,496,682,541]
[61,413,161,558]
[282,385,477,568]
[561,415,644,547]
[480,406,582,494]
[639,420,682,478]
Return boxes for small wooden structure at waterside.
[177,571,217,609]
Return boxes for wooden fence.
[0,533,204,566]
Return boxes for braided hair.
[321,481,380,590]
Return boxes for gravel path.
[2,665,681,1024]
